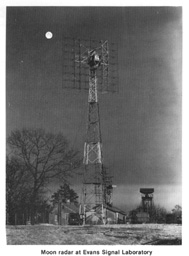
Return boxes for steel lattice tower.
[140,188,154,213]
[63,38,118,224]
[82,56,104,223]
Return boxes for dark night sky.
[6,7,182,211]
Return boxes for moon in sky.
[45,31,53,39]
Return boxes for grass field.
[6,223,182,245]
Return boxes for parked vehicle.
[68,213,82,225]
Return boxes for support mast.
[62,38,118,224]
[82,52,105,223]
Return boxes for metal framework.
[140,188,154,213]
[62,38,118,93]
[63,38,118,224]
[82,46,108,224]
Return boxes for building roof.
[106,205,127,215]
[51,202,79,214]
[140,188,154,194]
[62,203,79,213]
[93,205,127,216]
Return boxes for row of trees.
[6,128,182,225]
[128,204,182,224]
[6,129,81,225]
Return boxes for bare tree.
[150,204,167,223]
[172,205,182,222]
[7,128,81,224]
[129,204,167,223]
[172,205,182,215]
[6,156,32,224]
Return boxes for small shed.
[49,202,80,225]
[106,205,127,224]
[136,212,150,223]
[85,205,127,225]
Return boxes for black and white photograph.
[4,3,183,251]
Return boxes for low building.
[126,210,149,224]
[85,205,127,225]
[136,212,150,223]
[49,202,81,225]
[49,203,127,225]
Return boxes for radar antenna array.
[63,37,118,224]
[62,38,118,93]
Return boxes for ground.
[6,224,182,245]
